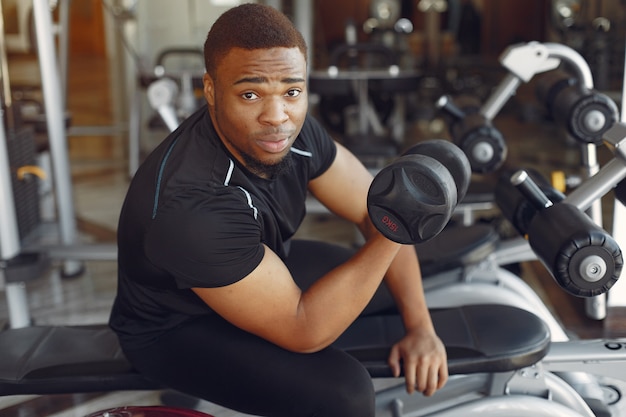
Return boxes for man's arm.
[193,237,400,353]
[309,142,448,395]
[307,143,433,335]
[193,144,401,353]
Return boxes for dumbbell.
[367,139,471,244]
[436,94,507,174]
[511,170,622,297]
[535,69,618,145]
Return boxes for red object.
[84,406,215,417]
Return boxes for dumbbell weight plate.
[402,139,472,202]
[368,153,457,244]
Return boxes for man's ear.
[203,73,215,106]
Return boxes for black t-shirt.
[109,106,337,349]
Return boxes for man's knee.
[326,382,375,416]
[311,362,375,417]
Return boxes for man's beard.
[213,102,295,179]
[240,149,294,179]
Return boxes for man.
[110,3,447,416]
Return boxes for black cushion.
[335,304,551,377]
[0,305,550,396]
[417,224,499,276]
[0,325,161,395]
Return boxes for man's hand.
[388,327,448,396]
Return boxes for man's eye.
[286,89,301,98]
[242,92,259,100]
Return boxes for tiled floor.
[3,47,626,416]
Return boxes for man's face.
[203,47,308,178]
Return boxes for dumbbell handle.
[511,170,553,210]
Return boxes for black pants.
[123,240,397,417]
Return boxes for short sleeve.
[296,115,337,180]
[144,187,265,288]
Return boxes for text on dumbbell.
[381,216,398,233]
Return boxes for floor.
[2,48,626,417]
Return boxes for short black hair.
[204,3,307,78]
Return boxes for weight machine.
[438,40,621,320]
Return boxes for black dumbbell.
[402,139,471,203]
[436,94,507,174]
[512,170,622,297]
[367,140,471,244]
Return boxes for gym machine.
[308,44,421,168]
[0,0,120,330]
[0,1,89,327]
[437,40,620,320]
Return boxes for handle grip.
[511,170,553,210]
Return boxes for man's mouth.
[256,136,290,153]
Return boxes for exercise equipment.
[0,304,553,415]
[436,94,508,173]
[495,167,566,236]
[535,69,619,145]
[370,120,626,416]
[309,41,421,168]
[438,40,616,320]
[0,0,51,330]
[402,139,472,200]
[128,47,204,176]
[368,140,471,243]
[511,169,622,297]
[0,0,124,330]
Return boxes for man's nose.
[260,97,289,125]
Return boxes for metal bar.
[0,116,20,261]
[480,73,521,120]
[33,0,82,275]
[0,0,20,260]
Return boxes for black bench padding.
[0,304,550,396]
[0,324,161,395]
[335,304,551,377]
[416,223,499,276]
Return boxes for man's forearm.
[384,245,434,331]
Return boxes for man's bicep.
[192,244,304,347]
